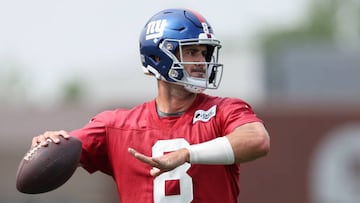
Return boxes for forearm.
[187,136,235,164]
[187,122,270,165]
[227,122,270,163]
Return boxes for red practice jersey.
[71,93,262,203]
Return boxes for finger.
[31,130,68,148]
[41,131,60,144]
[58,130,70,139]
[44,130,69,144]
[152,156,169,166]
[128,148,152,163]
[128,148,158,167]
[38,133,50,146]
[128,148,137,156]
[150,167,162,177]
[31,136,42,148]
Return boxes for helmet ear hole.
[153,56,161,62]
[146,55,159,65]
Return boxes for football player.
[32,8,270,203]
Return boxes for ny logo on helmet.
[145,19,167,42]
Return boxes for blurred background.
[1,0,359,202]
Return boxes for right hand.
[128,147,189,177]
[31,130,70,148]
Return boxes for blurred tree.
[0,60,31,106]
[261,0,360,54]
[61,77,86,106]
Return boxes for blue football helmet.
[139,8,223,93]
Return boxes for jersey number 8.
[152,139,193,203]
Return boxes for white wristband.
[188,137,235,164]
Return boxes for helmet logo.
[145,19,167,42]
[201,22,211,38]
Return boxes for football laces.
[24,139,52,161]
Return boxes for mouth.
[190,68,206,78]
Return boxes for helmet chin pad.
[184,84,206,93]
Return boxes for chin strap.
[143,65,162,80]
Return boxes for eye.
[201,50,208,57]
[185,49,195,56]
[182,47,207,58]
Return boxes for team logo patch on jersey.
[193,105,217,124]
[145,19,167,43]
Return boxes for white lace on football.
[24,139,52,161]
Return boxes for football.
[16,136,82,194]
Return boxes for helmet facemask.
[159,38,223,93]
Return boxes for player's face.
[176,45,207,79]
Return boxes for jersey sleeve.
[220,98,262,135]
[70,111,114,176]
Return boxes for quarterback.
[32,8,270,203]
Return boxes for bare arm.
[226,122,270,163]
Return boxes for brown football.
[16,136,82,194]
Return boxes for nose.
[194,53,206,63]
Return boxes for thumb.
[150,167,161,177]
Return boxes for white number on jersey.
[152,139,193,203]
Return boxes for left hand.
[128,147,189,177]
